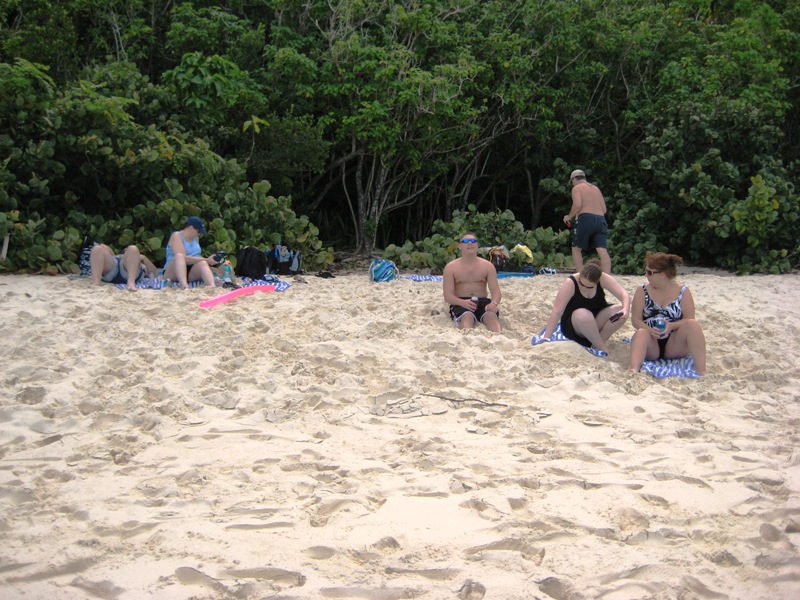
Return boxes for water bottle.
[653,316,667,336]
[221,262,233,283]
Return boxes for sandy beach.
[1,269,799,600]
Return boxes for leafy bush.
[383,206,572,271]
[0,59,333,275]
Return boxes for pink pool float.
[198,285,276,308]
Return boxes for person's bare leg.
[458,313,477,329]
[598,305,626,340]
[164,254,189,289]
[628,329,658,372]
[596,248,612,274]
[667,319,707,375]
[122,245,142,291]
[482,313,501,333]
[188,261,216,287]
[571,309,608,353]
[90,245,115,285]
[141,255,159,277]
[571,246,584,272]
[686,322,707,375]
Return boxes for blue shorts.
[101,256,145,285]
[572,213,608,250]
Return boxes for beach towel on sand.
[400,273,537,282]
[531,324,608,358]
[622,338,700,379]
[116,277,292,292]
[400,275,443,282]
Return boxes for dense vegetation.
[1,0,798,274]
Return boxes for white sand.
[1,270,799,600]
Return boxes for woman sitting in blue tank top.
[162,216,218,289]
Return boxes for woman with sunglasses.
[539,259,630,355]
[628,251,707,375]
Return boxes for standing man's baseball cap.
[186,216,207,234]
[570,169,585,180]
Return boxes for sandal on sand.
[316,271,335,279]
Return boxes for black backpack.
[235,246,268,279]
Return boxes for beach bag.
[488,247,506,272]
[289,250,302,275]
[235,246,268,279]
[369,258,398,282]
[272,247,302,275]
[78,233,96,277]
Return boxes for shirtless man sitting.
[563,169,612,274]
[442,233,502,332]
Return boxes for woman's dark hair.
[645,251,683,278]
[581,259,603,283]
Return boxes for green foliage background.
[1,0,798,275]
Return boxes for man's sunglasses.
[460,238,478,244]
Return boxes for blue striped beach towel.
[116,277,292,292]
[531,324,608,358]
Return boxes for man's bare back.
[570,180,606,216]
[563,170,612,274]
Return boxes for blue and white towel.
[497,272,536,279]
[116,276,292,292]
[400,275,443,282]
[531,324,608,358]
[623,338,700,379]
[401,270,552,282]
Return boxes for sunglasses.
[460,238,478,244]
[645,268,661,276]
[578,278,596,289]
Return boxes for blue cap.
[185,216,206,235]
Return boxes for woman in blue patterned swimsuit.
[628,252,707,375]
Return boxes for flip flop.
[316,271,335,279]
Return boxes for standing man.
[443,233,502,332]
[563,169,611,274]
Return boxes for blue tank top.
[164,232,201,270]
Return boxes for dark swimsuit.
[642,284,687,358]
[450,297,499,324]
[560,276,611,347]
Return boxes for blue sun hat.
[185,216,206,234]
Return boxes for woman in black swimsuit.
[539,260,630,354]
